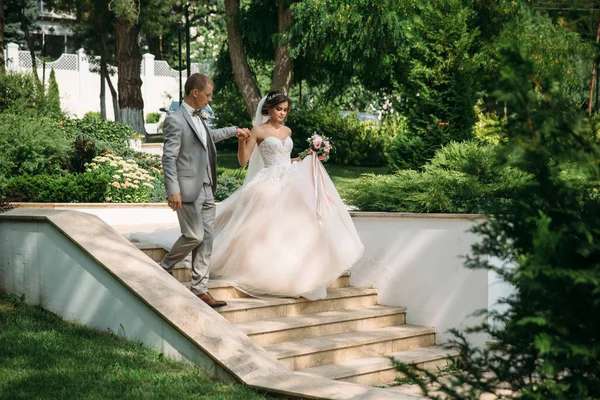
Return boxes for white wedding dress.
[126,96,364,300]
[209,136,364,299]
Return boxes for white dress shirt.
[182,101,207,146]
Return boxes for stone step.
[217,287,378,324]
[264,324,436,370]
[137,244,351,290]
[236,305,407,346]
[297,346,458,387]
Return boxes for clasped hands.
[236,128,251,140]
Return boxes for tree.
[395,45,600,400]
[4,0,40,78]
[223,0,296,117]
[0,0,5,73]
[49,0,120,121]
[110,0,145,133]
[46,67,60,115]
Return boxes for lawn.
[216,151,391,197]
[0,293,267,400]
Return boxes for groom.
[160,73,250,308]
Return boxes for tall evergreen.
[46,68,61,117]
[395,45,600,399]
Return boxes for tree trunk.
[100,34,119,122]
[0,0,5,73]
[588,13,600,116]
[115,18,145,133]
[271,0,293,94]
[106,72,120,122]
[100,56,107,120]
[21,20,38,79]
[224,0,261,117]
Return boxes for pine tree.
[395,45,600,399]
[46,68,61,117]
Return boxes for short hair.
[184,73,214,96]
[261,91,292,116]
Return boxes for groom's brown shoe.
[197,292,227,308]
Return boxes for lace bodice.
[258,136,293,167]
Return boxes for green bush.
[83,111,101,120]
[46,69,61,116]
[0,114,73,180]
[0,72,63,118]
[214,175,243,202]
[145,112,161,124]
[1,173,110,203]
[63,117,138,172]
[286,108,395,166]
[347,141,534,213]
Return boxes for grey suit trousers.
[160,183,215,294]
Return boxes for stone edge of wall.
[10,202,487,221]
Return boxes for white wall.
[10,205,515,347]
[4,43,208,120]
[349,213,508,347]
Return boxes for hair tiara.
[267,92,284,102]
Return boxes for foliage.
[347,141,533,214]
[1,173,110,202]
[0,114,72,180]
[0,72,62,118]
[46,68,61,116]
[214,168,244,202]
[286,108,395,166]
[85,153,156,202]
[63,116,138,172]
[500,6,595,108]
[394,46,600,400]
[2,0,40,50]
[473,100,506,145]
[145,112,161,123]
[83,111,102,120]
[0,293,266,400]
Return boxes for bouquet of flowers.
[299,133,332,162]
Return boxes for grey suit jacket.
[162,107,237,202]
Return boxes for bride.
[129,91,364,300]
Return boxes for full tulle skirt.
[126,156,364,300]
[211,156,364,299]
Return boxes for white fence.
[3,42,209,120]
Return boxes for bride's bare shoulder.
[251,124,268,138]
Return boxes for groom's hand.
[167,194,182,211]
[236,128,251,140]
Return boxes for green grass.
[0,293,267,400]
[216,151,391,197]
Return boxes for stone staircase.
[137,244,456,389]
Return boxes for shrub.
[145,112,161,124]
[83,111,101,120]
[214,175,243,202]
[1,173,110,203]
[46,69,61,116]
[286,108,395,166]
[0,72,63,118]
[64,117,138,172]
[0,114,73,180]
[346,141,534,214]
[85,154,156,203]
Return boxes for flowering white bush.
[85,153,156,203]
